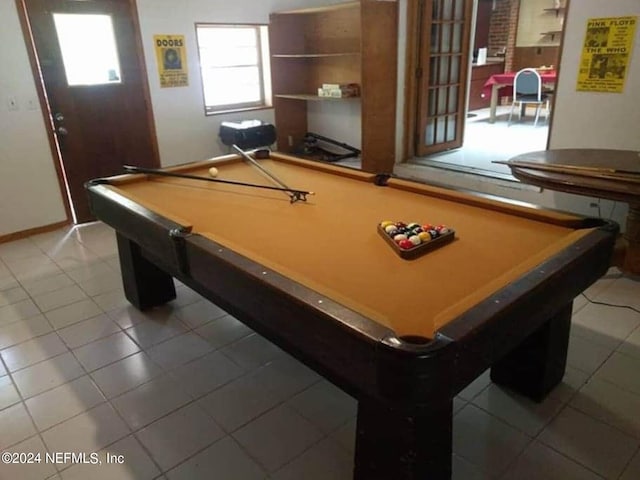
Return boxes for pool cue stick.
[493,160,640,184]
[122,166,314,200]
[232,145,308,203]
[493,159,640,175]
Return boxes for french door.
[415,0,473,156]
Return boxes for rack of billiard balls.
[377,221,455,259]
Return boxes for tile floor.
[413,106,550,178]
[0,222,639,480]
[338,106,551,180]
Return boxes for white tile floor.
[336,106,550,179]
[413,106,550,178]
[0,222,639,480]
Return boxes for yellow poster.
[577,16,637,93]
[154,35,188,88]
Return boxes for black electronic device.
[218,120,276,150]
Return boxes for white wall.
[135,0,347,166]
[0,1,68,237]
[517,0,564,47]
[545,0,638,229]
[0,0,341,237]
[549,0,640,150]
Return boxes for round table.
[506,149,640,275]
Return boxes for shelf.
[543,7,565,17]
[275,94,360,101]
[270,1,358,15]
[272,52,360,58]
[540,30,563,41]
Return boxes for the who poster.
[577,16,637,93]
[154,35,188,88]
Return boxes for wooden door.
[19,0,159,223]
[415,0,473,156]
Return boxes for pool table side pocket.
[186,233,456,395]
[185,233,418,399]
[86,181,192,308]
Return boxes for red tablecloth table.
[481,71,557,123]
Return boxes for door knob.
[57,126,68,136]
[54,112,64,122]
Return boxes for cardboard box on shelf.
[317,83,360,98]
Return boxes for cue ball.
[208,167,219,177]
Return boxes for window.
[195,23,272,114]
[53,13,121,86]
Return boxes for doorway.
[450,0,558,176]
[406,0,565,176]
[17,0,159,223]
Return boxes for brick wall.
[488,0,520,72]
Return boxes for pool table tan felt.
[104,153,595,339]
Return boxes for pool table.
[86,152,617,479]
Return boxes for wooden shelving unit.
[274,94,360,101]
[272,53,360,58]
[269,1,398,173]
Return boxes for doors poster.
[154,35,188,88]
[577,16,637,93]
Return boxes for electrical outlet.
[288,135,293,147]
[6,96,19,111]
[26,97,39,111]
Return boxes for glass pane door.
[53,13,121,86]
[416,0,472,156]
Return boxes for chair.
[508,68,549,127]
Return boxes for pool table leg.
[490,302,572,402]
[622,202,640,274]
[353,397,453,479]
[116,233,176,310]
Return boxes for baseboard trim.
[0,220,71,244]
